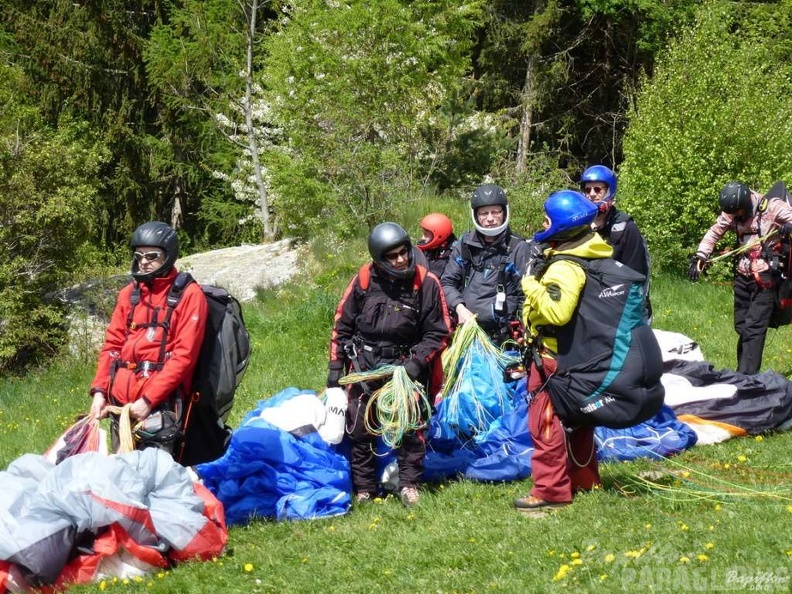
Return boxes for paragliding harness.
[118,272,251,464]
[342,263,429,432]
[343,263,427,389]
[755,181,792,328]
[520,255,664,429]
[600,209,653,322]
[459,233,525,343]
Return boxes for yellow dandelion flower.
[624,550,642,559]
[571,559,583,566]
[714,504,722,511]
[571,552,581,559]
[705,543,714,550]
[724,463,731,470]
[604,554,616,563]
[697,554,708,562]
[552,565,571,582]
[99,582,106,591]
[548,550,556,556]
[679,557,690,564]
[737,455,747,462]
[244,563,254,572]
[586,544,596,552]
[407,513,415,521]
[709,525,715,531]
[787,506,792,513]
[679,523,690,531]
[681,471,690,478]
[755,435,763,442]
[645,523,652,529]
[600,574,608,582]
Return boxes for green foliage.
[263,0,483,233]
[619,0,792,275]
[0,66,109,370]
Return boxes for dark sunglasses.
[384,246,410,261]
[133,250,164,262]
[584,185,607,195]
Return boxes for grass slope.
[1,255,791,594]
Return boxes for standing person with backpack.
[581,165,652,321]
[327,222,452,507]
[515,191,617,514]
[88,222,208,456]
[441,184,530,344]
[416,213,457,279]
[689,181,792,374]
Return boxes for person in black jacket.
[416,212,457,279]
[441,184,530,344]
[327,222,452,506]
[581,165,652,321]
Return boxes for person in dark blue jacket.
[441,184,530,344]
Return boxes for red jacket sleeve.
[90,284,134,395]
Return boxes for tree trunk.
[516,54,537,175]
[243,0,272,241]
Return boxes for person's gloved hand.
[688,253,710,282]
[526,257,549,277]
[778,223,792,237]
[327,366,344,388]
[525,241,548,277]
[403,358,423,382]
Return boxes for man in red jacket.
[89,221,207,454]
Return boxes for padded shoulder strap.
[413,264,427,292]
[358,263,372,291]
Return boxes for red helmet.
[417,213,454,250]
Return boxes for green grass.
[1,256,792,593]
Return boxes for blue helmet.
[580,165,617,206]
[534,190,598,243]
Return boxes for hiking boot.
[400,486,420,507]
[514,495,570,514]
[355,492,373,504]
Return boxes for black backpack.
[759,181,792,328]
[537,256,664,429]
[128,272,251,464]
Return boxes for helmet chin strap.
[597,201,611,214]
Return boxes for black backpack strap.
[155,272,195,368]
[126,281,141,331]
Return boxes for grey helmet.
[130,221,179,283]
[471,184,510,237]
[719,182,753,217]
[368,222,415,280]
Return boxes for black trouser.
[346,386,425,494]
[733,273,776,375]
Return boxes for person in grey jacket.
[441,184,530,344]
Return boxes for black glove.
[327,367,344,388]
[525,241,548,277]
[688,253,710,282]
[526,257,549,277]
[403,358,424,382]
[778,223,792,237]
